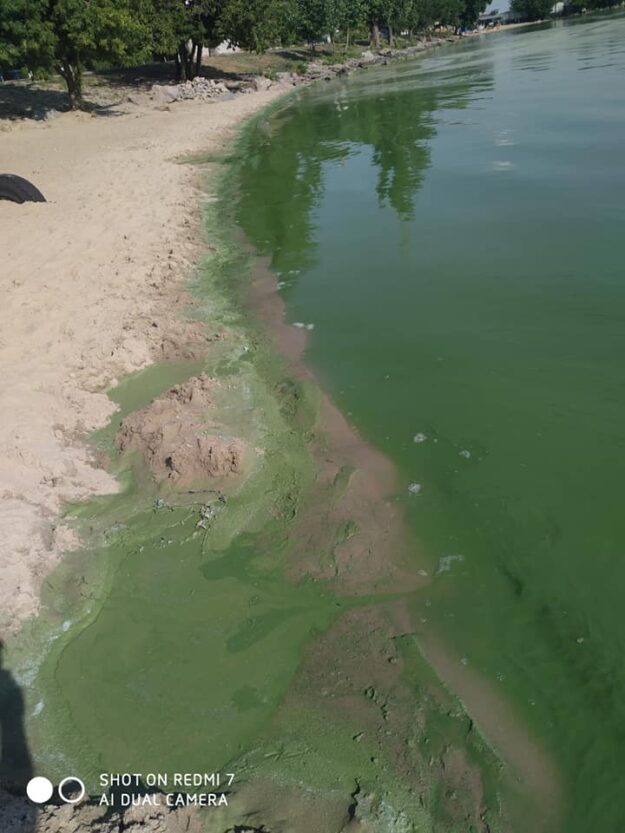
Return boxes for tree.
[220,0,298,52]
[459,0,487,24]
[365,0,384,47]
[0,0,54,75]
[296,0,334,47]
[0,0,150,108]
[510,0,552,20]
[407,0,464,31]
[170,0,226,82]
[333,0,366,49]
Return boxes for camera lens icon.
[58,776,86,804]
[26,775,86,805]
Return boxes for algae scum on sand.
[8,103,511,831]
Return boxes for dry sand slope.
[0,84,285,635]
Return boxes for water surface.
[236,14,625,831]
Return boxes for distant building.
[477,11,504,25]
[501,8,526,22]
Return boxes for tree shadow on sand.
[0,83,70,120]
[0,81,127,121]
[0,59,246,121]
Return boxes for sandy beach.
[0,84,286,636]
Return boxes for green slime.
[233,13,625,833]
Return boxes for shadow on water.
[0,641,36,831]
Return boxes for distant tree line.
[511,0,621,22]
[0,0,488,108]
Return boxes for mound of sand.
[117,375,246,487]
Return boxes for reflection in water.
[512,50,554,71]
[238,53,494,270]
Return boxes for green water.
[235,14,625,832]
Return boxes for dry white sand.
[0,85,285,634]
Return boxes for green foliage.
[296,0,333,44]
[333,0,367,44]
[220,0,299,52]
[0,0,55,70]
[458,0,488,23]
[146,0,188,56]
[510,0,553,19]
[1,0,150,105]
[362,0,477,45]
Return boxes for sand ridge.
[0,85,286,635]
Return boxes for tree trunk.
[345,28,350,50]
[176,47,187,81]
[370,22,381,48]
[195,43,203,78]
[387,23,394,46]
[59,60,83,110]
[177,42,195,82]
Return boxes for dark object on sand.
[0,174,46,204]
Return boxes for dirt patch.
[249,260,427,597]
[243,258,502,828]
[0,788,206,833]
[245,248,560,830]
[265,601,497,832]
[417,628,563,831]
[117,374,247,488]
[0,781,363,833]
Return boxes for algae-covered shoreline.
[225,16,625,831]
[0,91,519,832]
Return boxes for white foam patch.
[436,554,465,574]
